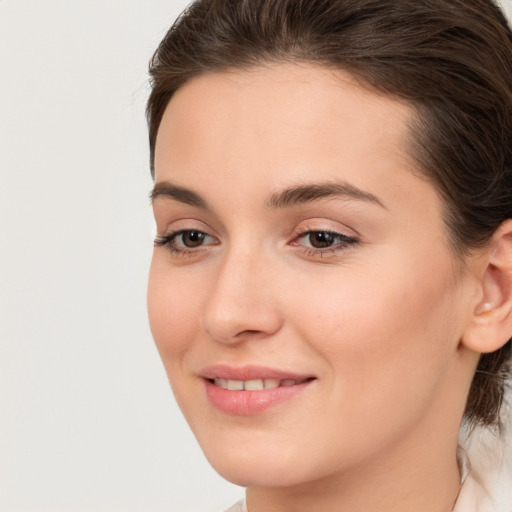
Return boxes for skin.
[148,64,497,512]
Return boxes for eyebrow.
[150,181,209,209]
[150,180,386,210]
[266,182,387,210]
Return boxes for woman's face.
[148,64,476,487]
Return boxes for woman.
[146,0,512,510]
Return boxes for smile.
[211,377,311,391]
[200,366,316,415]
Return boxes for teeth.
[244,379,264,390]
[227,380,244,391]
[214,378,228,388]
[213,378,299,390]
[263,378,280,389]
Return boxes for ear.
[462,220,512,354]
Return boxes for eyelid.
[289,220,360,258]
[291,229,358,246]
[155,228,217,246]
[154,219,220,257]
[155,216,219,240]
[154,229,219,261]
[292,218,360,239]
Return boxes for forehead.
[154,63,431,214]
[155,63,415,176]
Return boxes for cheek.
[287,253,461,410]
[147,256,204,364]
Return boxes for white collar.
[454,395,512,512]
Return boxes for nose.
[202,248,283,345]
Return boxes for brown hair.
[146,0,512,428]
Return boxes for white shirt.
[453,418,512,512]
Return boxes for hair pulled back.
[147,0,512,428]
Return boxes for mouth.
[208,377,314,391]
[200,365,317,415]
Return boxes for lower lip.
[204,379,314,415]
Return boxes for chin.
[207,451,310,488]
[195,429,330,488]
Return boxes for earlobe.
[475,301,493,314]
[462,220,512,354]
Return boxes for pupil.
[309,232,334,248]
[183,231,205,247]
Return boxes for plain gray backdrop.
[1,1,511,511]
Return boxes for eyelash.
[154,228,359,258]
[291,228,359,257]
[154,230,217,257]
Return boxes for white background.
[1,1,511,511]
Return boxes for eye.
[154,229,218,255]
[291,229,358,256]
[177,230,208,248]
[305,231,339,249]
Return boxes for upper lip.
[200,364,316,381]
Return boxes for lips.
[212,377,311,391]
[200,365,316,415]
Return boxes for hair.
[146,0,512,428]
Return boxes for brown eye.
[308,231,336,248]
[154,228,218,255]
[291,229,359,256]
[181,230,206,247]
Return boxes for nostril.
[233,329,269,340]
